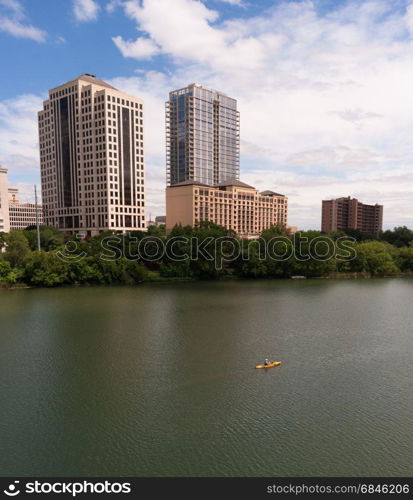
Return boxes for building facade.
[8,188,44,230]
[38,74,145,236]
[166,83,240,186]
[0,167,10,233]
[154,215,166,226]
[166,180,288,238]
[322,197,383,234]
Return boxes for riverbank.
[2,225,413,288]
[2,271,413,290]
[325,271,413,279]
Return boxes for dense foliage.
[0,224,412,287]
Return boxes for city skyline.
[1,0,413,229]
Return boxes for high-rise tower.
[321,197,383,234]
[166,83,240,186]
[38,74,145,236]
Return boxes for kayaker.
[264,358,270,366]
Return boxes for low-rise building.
[154,215,166,226]
[8,188,44,230]
[0,168,44,232]
[166,179,288,238]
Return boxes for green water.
[0,279,412,477]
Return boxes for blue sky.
[1,0,413,228]
[0,0,350,100]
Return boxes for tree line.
[0,224,413,288]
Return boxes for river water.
[0,279,412,476]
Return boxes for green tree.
[342,228,374,241]
[350,241,399,275]
[123,260,148,283]
[0,268,24,287]
[188,222,232,279]
[147,224,166,237]
[24,226,64,251]
[397,244,413,271]
[380,226,413,248]
[0,260,12,278]
[235,240,268,278]
[4,230,31,267]
[0,260,21,287]
[0,232,6,251]
[24,251,69,287]
[66,257,103,284]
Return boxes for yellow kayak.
[255,361,282,369]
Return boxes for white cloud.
[0,0,47,42]
[108,0,413,228]
[73,0,100,22]
[0,94,44,173]
[116,0,283,72]
[112,35,161,59]
[214,0,246,6]
[106,0,123,13]
[0,0,24,18]
[0,17,46,41]
[403,2,413,35]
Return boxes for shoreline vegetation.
[1,223,413,289]
[2,273,413,292]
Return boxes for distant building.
[0,169,43,232]
[8,188,44,230]
[146,216,165,228]
[166,83,240,186]
[38,74,146,236]
[321,197,383,234]
[154,215,166,226]
[166,179,288,238]
[0,167,10,233]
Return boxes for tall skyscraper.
[322,197,383,234]
[38,74,145,236]
[0,167,10,233]
[166,83,240,186]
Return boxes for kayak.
[255,361,282,369]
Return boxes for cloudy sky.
[1,0,413,229]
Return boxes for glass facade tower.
[166,83,240,186]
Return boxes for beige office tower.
[0,167,10,233]
[38,74,145,236]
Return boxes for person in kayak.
[264,358,270,366]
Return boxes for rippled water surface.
[1,279,412,476]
